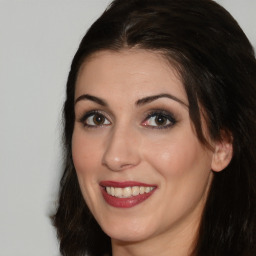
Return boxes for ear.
[211,134,233,172]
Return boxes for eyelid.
[79,110,112,127]
[141,109,177,129]
[77,108,177,129]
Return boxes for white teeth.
[105,186,154,198]
[111,187,115,197]
[115,188,123,198]
[106,187,111,194]
[132,186,140,196]
[145,187,151,193]
[123,187,132,198]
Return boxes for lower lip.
[100,187,156,208]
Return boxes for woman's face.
[72,49,214,244]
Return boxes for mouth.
[100,181,157,208]
[105,186,154,198]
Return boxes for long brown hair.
[53,0,256,255]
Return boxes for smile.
[105,186,155,198]
[100,181,157,208]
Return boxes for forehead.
[75,49,188,105]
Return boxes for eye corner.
[141,110,177,130]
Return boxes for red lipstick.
[100,181,157,208]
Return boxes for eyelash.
[79,110,110,128]
[79,109,177,129]
[142,110,177,129]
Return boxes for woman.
[53,0,256,255]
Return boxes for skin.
[72,49,230,256]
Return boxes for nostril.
[102,160,135,172]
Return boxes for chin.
[106,229,150,243]
[99,216,156,242]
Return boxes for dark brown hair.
[53,0,256,255]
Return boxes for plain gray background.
[0,1,255,255]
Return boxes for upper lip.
[100,180,157,188]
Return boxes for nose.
[102,125,141,172]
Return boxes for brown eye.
[154,115,168,126]
[84,113,111,127]
[93,114,106,125]
[144,114,171,127]
[141,111,176,129]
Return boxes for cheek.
[142,130,212,180]
[72,128,103,175]
[142,132,213,225]
[71,128,104,210]
[71,128,106,210]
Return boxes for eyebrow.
[75,94,108,106]
[136,93,188,107]
[75,93,188,108]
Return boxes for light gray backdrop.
[0,1,255,255]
